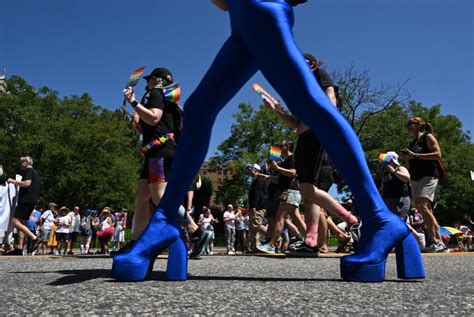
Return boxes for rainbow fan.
[163,82,181,103]
[126,66,146,88]
[269,145,283,162]
[252,83,287,114]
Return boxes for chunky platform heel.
[395,234,425,280]
[340,208,425,282]
[340,258,387,282]
[166,236,188,281]
[112,209,185,282]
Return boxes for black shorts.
[265,195,281,219]
[295,130,333,191]
[139,155,173,184]
[13,203,36,221]
[56,232,70,243]
[70,232,79,243]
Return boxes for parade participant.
[113,0,424,282]
[379,152,411,220]
[6,156,42,255]
[113,68,211,258]
[257,141,304,254]
[400,117,447,253]
[263,55,360,256]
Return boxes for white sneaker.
[209,251,214,255]
[228,251,235,255]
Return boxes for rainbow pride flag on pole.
[126,66,146,88]
[269,145,283,162]
[163,82,181,103]
[252,83,287,114]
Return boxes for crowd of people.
[0,45,471,263]
[0,201,129,256]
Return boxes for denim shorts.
[279,189,301,207]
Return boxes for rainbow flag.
[126,66,146,88]
[269,145,283,162]
[163,82,181,103]
[252,83,287,114]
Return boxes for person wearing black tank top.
[400,117,447,253]
[379,152,411,220]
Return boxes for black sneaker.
[27,238,43,254]
[189,230,212,259]
[110,241,135,257]
[289,240,304,250]
[289,235,303,246]
[286,241,319,257]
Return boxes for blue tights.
[159,0,385,218]
[113,0,424,282]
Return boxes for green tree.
[0,76,140,210]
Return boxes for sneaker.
[256,244,275,254]
[346,221,362,244]
[422,243,438,253]
[289,240,304,250]
[189,230,212,259]
[228,250,235,255]
[289,235,303,245]
[434,243,450,253]
[209,251,214,255]
[27,238,43,254]
[286,241,319,257]
[110,241,134,257]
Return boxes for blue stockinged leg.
[158,35,258,215]
[228,0,424,282]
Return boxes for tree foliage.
[0,76,140,210]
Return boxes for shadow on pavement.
[9,268,423,286]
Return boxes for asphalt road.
[1,252,473,315]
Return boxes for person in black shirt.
[400,117,447,253]
[379,152,411,219]
[263,54,360,255]
[121,68,210,258]
[257,140,304,254]
[6,156,42,255]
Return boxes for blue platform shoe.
[340,208,425,282]
[112,208,188,282]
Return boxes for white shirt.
[200,214,213,230]
[40,210,55,230]
[223,211,235,228]
[56,215,72,233]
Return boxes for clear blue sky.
[2,0,473,161]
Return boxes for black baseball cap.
[143,67,174,82]
[303,53,318,64]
